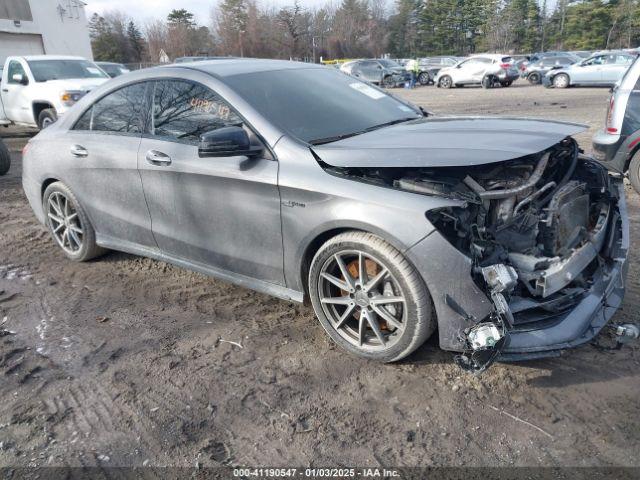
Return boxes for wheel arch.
[32,101,55,124]
[41,177,60,200]
[296,221,427,302]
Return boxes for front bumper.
[408,177,629,359]
[501,180,629,358]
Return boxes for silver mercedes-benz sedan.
[22,59,630,371]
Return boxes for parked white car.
[435,54,520,88]
[543,51,635,88]
[0,55,109,129]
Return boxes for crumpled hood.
[311,116,587,168]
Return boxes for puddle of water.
[0,264,32,281]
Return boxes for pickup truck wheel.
[628,151,640,194]
[309,231,435,362]
[43,182,105,262]
[38,108,57,129]
[0,140,10,176]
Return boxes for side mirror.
[12,73,28,85]
[198,126,263,158]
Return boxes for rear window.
[501,57,513,63]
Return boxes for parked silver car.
[22,59,629,371]
[435,54,520,88]
[543,51,635,88]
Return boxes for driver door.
[572,55,604,83]
[137,78,285,285]
[2,59,33,124]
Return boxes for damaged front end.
[321,137,630,372]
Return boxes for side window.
[73,82,147,134]
[7,61,26,84]
[152,80,242,145]
[585,56,604,66]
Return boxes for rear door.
[64,81,156,248]
[572,55,605,84]
[137,78,285,285]
[602,54,634,84]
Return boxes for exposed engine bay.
[321,138,620,372]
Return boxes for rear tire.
[38,108,57,130]
[0,140,10,176]
[482,74,496,89]
[500,80,513,87]
[308,231,435,362]
[628,151,640,194]
[43,182,106,262]
[418,72,430,86]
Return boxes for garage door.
[0,32,44,65]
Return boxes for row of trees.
[89,0,640,65]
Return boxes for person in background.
[405,58,418,89]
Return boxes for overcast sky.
[85,0,342,25]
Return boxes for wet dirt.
[0,84,638,469]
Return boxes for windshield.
[228,68,421,144]
[27,60,109,82]
[378,59,401,69]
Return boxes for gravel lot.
[1,82,639,471]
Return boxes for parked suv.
[593,56,640,192]
[341,59,409,87]
[544,51,634,88]
[435,54,519,88]
[523,55,577,84]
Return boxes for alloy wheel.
[318,250,406,351]
[554,74,569,88]
[47,191,84,254]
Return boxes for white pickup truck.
[0,55,109,130]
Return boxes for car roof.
[96,61,123,66]
[159,58,323,78]
[13,55,89,61]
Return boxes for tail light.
[606,96,617,134]
[500,63,511,69]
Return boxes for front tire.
[438,75,452,89]
[0,140,10,176]
[553,73,570,88]
[43,182,105,262]
[528,72,541,84]
[382,75,396,88]
[308,232,435,362]
[38,108,57,129]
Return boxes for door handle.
[2,89,8,92]
[145,150,171,166]
[70,144,88,157]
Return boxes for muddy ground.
[0,83,639,472]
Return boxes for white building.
[0,0,92,65]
